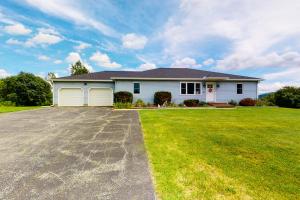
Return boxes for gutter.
[52,79,114,82]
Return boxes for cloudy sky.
[1,0,300,93]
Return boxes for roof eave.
[52,79,113,82]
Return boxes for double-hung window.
[181,82,201,95]
[237,83,243,94]
[133,83,140,94]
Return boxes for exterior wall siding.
[216,82,258,102]
[53,82,114,106]
[53,80,258,105]
[115,80,206,104]
[115,80,258,104]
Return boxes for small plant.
[0,101,16,106]
[113,102,133,109]
[228,100,237,106]
[183,99,200,107]
[167,102,177,107]
[114,91,133,103]
[134,99,146,107]
[199,101,207,106]
[154,91,172,105]
[239,98,256,106]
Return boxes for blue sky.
[1,0,300,93]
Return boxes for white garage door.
[59,88,84,106]
[88,88,113,106]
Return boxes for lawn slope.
[0,106,39,113]
[140,107,300,200]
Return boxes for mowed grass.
[0,106,40,113]
[139,107,300,200]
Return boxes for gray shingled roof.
[54,68,260,81]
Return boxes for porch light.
[216,83,220,88]
[84,82,87,86]
[203,83,206,88]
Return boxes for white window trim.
[180,82,202,95]
[237,83,243,94]
[133,82,141,94]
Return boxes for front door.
[206,82,216,102]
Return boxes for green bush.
[134,99,146,107]
[183,99,200,107]
[0,72,52,106]
[239,98,256,106]
[0,101,16,106]
[154,91,172,105]
[113,102,133,109]
[274,86,300,108]
[260,93,276,106]
[228,100,237,106]
[114,91,133,103]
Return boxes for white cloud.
[171,57,201,68]
[162,0,300,70]
[74,42,91,52]
[0,69,10,78]
[203,58,214,66]
[6,38,23,45]
[217,51,300,70]
[38,55,50,61]
[139,63,157,70]
[122,33,148,49]
[3,23,32,35]
[25,31,62,47]
[90,51,121,68]
[263,67,300,81]
[54,59,62,64]
[24,0,118,37]
[259,81,300,94]
[66,52,81,63]
[66,52,94,72]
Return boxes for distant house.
[52,68,261,106]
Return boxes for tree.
[46,72,56,86]
[274,86,300,108]
[70,60,89,75]
[0,72,52,106]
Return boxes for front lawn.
[0,106,40,113]
[140,107,300,200]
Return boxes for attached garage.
[88,88,113,106]
[58,88,84,106]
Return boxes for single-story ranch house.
[52,68,261,106]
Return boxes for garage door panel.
[89,88,113,106]
[59,88,84,106]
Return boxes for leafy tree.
[70,60,89,75]
[274,86,300,108]
[47,72,56,86]
[0,72,52,106]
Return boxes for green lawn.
[140,107,300,200]
[0,106,40,113]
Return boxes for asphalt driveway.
[0,107,155,200]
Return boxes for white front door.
[206,82,216,102]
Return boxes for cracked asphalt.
[0,107,155,200]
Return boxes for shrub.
[154,91,172,105]
[134,99,146,107]
[183,99,200,107]
[274,86,300,108]
[260,93,276,106]
[239,98,256,106]
[113,102,133,109]
[0,101,16,106]
[114,91,133,103]
[0,72,52,106]
[228,100,237,106]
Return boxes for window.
[195,83,201,94]
[237,83,243,94]
[181,83,186,94]
[133,83,140,94]
[180,82,201,95]
[187,83,194,94]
